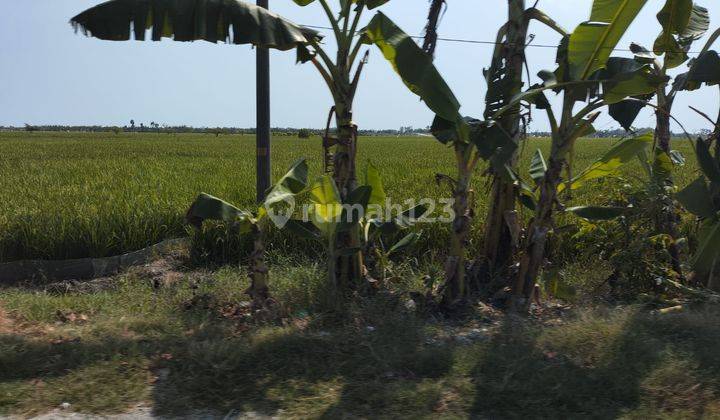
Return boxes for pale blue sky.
[1,0,719,132]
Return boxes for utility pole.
[256,0,271,203]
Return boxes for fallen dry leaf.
[55,310,89,324]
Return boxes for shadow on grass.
[4,298,720,418]
[151,297,455,418]
[0,333,149,382]
[469,307,720,418]
[0,293,455,417]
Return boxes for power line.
[300,24,706,55]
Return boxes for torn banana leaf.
[71,0,320,51]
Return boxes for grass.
[0,131,700,262]
[2,263,720,418]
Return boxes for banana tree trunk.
[442,144,474,305]
[245,224,270,309]
[333,103,358,199]
[332,99,364,290]
[511,88,577,312]
[512,153,563,310]
[707,125,720,289]
[482,179,517,274]
[655,96,685,281]
[479,0,527,280]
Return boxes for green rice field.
[0,131,700,262]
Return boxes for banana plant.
[520,132,655,221]
[290,0,391,291]
[286,175,349,288]
[70,0,390,290]
[478,0,567,281]
[502,134,655,274]
[419,0,568,281]
[567,137,690,296]
[515,129,698,301]
[363,215,423,284]
[676,145,720,289]
[361,163,426,283]
[606,1,711,280]
[364,12,494,305]
[673,36,720,289]
[186,159,308,309]
[532,134,661,298]
[365,5,568,305]
[610,1,713,140]
[286,163,424,288]
[499,0,668,311]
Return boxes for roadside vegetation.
[3,255,720,418]
[0,132,715,417]
[4,0,720,416]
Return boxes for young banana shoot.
[186,159,309,310]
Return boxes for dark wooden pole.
[256,0,271,203]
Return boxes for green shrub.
[297,128,312,139]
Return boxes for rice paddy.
[0,131,699,262]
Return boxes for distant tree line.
[0,124,703,139]
[528,128,657,138]
[2,123,435,137]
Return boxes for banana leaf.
[296,0,388,9]
[696,139,720,184]
[186,193,254,233]
[561,133,653,191]
[692,218,720,272]
[364,12,465,140]
[308,175,343,240]
[676,177,716,218]
[567,206,628,220]
[599,57,668,104]
[654,1,709,68]
[364,162,387,207]
[529,149,547,184]
[568,0,648,81]
[71,0,319,50]
[675,50,720,91]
